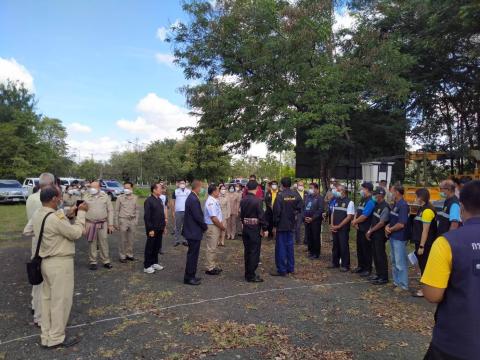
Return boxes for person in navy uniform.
[270,177,302,276]
[366,187,390,285]
[351,182,376,277]
[304,183,324,259]
[437,179,461,235]
[182,180,208,285]
[240,180,268,282]
[422,180,480,360]
[328,184,355,272]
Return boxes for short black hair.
[150,182,161,193]
[281,177,291,188]
[310,182,319,190]
[40,185,59,203]
[208,184,218,195]
[124,181,134,187]
[460,180,480,214]
[394,183,405,196]
[247,180,258,191]
[249,174,256,180]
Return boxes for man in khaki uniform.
[115,182,138,262]
[25,172,55,327]
[83,181,114,270]
[32,185,87,348]
[204,184,225,275]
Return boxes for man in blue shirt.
[385,183,410,291]
[351,182,375,277]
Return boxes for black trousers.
[415,241,432,274]
[356,229,372,271]
[265,207,274,236]
[332,227,350,268]
[144,229,163,268]
[184,239,201,281]
[424,343,462,360]
[242,226,262,280]
[371,231,388,280]
[306,220,321,257]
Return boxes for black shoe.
[246,276,264,283]
[89,264,97,271]
[103,263,113,269]
[119,258,127,263]
[47,336,81,349]
[182,241,188,247]
[213,267,223,273]
[351,267,363,274]
[159,250,165,255]
[174,242,181,247]
[368,275,380,281]
[339,267,350,272]
[372,278,388,285]
[184,278,202,285]
[327,264,339,269]
[269,271,287,277]
[359,270,372,277]
[205,269,221,275]
[126,256,135,261]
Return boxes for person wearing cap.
[366,187,390,285]
[351,182,376,277]
[421,180,480,360]
[328,184,355,271]
[240,180,268,282]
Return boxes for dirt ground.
[0,206,434,360]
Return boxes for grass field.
[0,204,26,240]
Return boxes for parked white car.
[59,177,85,192]
[22,178,40,197]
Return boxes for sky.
[0,0,354,162]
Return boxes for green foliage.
[0,81,73,179]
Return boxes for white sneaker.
[144,266,155,274]
[152,264,164,271]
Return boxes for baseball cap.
[361,182,373,192]
[373,187,386,196]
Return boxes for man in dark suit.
[182,179,208,285]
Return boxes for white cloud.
[333,8,356,33]
[0,57,34,91]
[155,52,175,67]
[67,136,124,161]
[67,122,92,134]
[117,93,197,140]
[156,27,168,41]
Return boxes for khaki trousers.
[205,225,221,271]
[118,218,135,259]
[40,256,74,347]
[88,225,110,265]
[226,215,237,239]
[31,236,42,324]
[218,219,227,246]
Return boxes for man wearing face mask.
[114,182,138,263]
[294,180,306,245]
[329,184,355,272]
[264,180,280,240]
[351,182,375,277]
[84,181,114,270]
[62,185,80,209]
[31,185,88,348]
[172,180,191,247]
[304,183,324,259]
[437,179,460,235]
[204,184,225,275]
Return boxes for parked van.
[22,178,40,196]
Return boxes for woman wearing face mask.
[411,188,437,297]
[226,184,241,240]
[218,185,231,246]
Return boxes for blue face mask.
[440,192,446,199]
[333,190,341,198]
[372,195,377,203]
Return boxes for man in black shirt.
[143,182,166,274]
[240,180,268,282]
[304,183,324,259]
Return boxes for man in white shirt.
[204,184,225,275]
[172,180,191,246]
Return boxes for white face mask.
[229,188,235,193]
[308,189,314,195]
[297,186,304,192]
[124,189,132,195]
[179,183,186,189]
[220,189,227,195]
[67,190,74,195]
[89,188,99,195]
[271,184,278,190]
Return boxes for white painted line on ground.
[0,278,375,346]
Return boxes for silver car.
[0,180,28,204]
